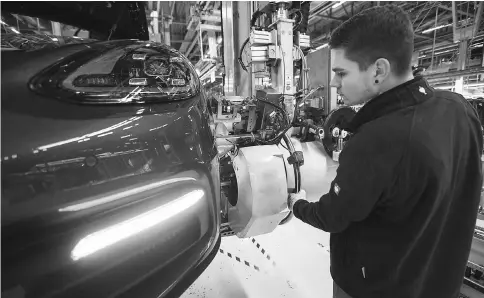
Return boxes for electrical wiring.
[251,10,265,28]
[292,10,304,30]
[238,37,250,71]
[295,45,309,92]
[279,45,286,99]
[256,97,290,126]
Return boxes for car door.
[1,28,221,298]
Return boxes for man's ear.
[374,58,391,83]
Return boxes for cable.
[294,46,308,92]
[260,99,292,132]
[292,10,303,30]
[257,124,292,145]
[282,134,301,193]
[280,45,286,99]
[257,97,290,126]
[251,10,265,28]
[238,37,250,72]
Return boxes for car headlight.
[29,40,200,104]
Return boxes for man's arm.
[292,131,401,233]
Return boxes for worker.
[287,4,483,298]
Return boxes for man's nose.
[330,75,339,88]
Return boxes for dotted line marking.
[317,243,330,254]
[219,248,262,273]
[249,238,299,291]
[251,238,277,267]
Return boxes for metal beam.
[424,67,484,80]
[415,13,451,32]
[200,13,222,23]
[314,14,348,22]
[415,33,433,40]
[222,1,235,96]
[474,1,484,37]
[186,34,200,57]
[192,35,208,55]
[198,24,221,31]
[438,4,474,18]
[415,37,457,52]
[170,1,176,16]
[309,3,333,23]
[429,6,439,71]
[164,21,187,26]
[452,1,458,43]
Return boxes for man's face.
[330,48,376,106]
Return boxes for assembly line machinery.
[211,1,356,237]
[209,1,484,295]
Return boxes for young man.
[288,5,483,298]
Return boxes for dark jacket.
[293,77,483,298]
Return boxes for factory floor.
[181,218,484,298]
[181,214,334,298]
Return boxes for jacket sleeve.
[292,130,400,233]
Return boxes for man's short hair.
[329,5,414,77]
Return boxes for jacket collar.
[347,76,433,133]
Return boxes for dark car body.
[1,36,221,297]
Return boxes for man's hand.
[288,189,307,212]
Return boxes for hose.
[250,10,265,28]
[282,134,301,193]
[279,133,301,225]
[238,37,250,72]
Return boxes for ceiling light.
[466,83,484,88]
[310,43,329,53]
[332,1,347,8]
[422,24,452,34]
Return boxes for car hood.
[1,1,149,40]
